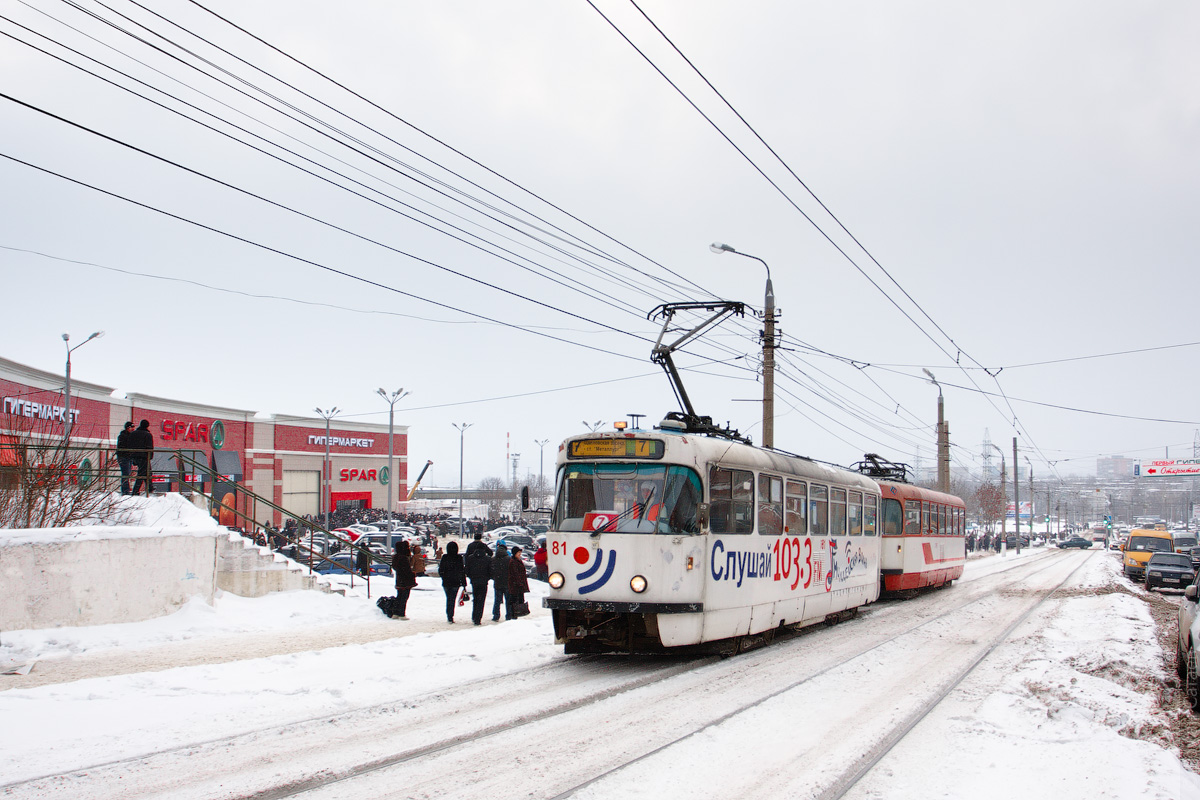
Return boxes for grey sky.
[2,1,1198,490]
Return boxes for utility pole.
[710,243,775,448]
[1013,437,1021,553]
[923,369,950,492]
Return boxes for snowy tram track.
[241,551,1095,800]
[3,549,1091,800]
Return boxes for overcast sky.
[2,0,1198,491]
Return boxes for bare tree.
[0,413,130,528]
[974,482,1006,534]
[476,476,509,519]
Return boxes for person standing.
[490,544,511,622]
[115,421,135,495]
[508,546,530,619]
[464,534,493,625]
[439,540,466,623]
[128,419,154,496]
[391,540,416,620]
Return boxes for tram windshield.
[553,463,702,534]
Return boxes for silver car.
[1175,577,1200,711]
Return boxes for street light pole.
[922,368,950,493]
[1024,456,1034,538]
[535,438,549,509]
[61,330,104,444]
[452,423,472,538]
[376,388,410,549]
[710,243,775,449]
[1012,437,1021,554]
[987,442,1007,556]
[314,407,340,531]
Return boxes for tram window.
[785,480,807,535]
[830,487,847,537]
[922,501,932,534]
[881,498,902,535]
[551,463,702,534]
[904,501,920,535]
[757,474,784,536]
[848,491,863,536]
[710,466,754,534]
[810,484,828,536]
[864,494,877,535]
[939,505,947,535]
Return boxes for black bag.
[513,600,530,618]
[376,596,397,617]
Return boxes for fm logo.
[574,546,616,594]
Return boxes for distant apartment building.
[1097,456,1135,480]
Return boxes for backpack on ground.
[376,595,397,617]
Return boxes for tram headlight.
[548,571,565,589]
[630,575,648,593]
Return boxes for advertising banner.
[1136,460,1200,477]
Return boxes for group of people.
[437,533,531,624]
[114,419,154,496]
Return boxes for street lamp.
[922,368,950,493]
[987,442,1007,555]
[1024,456,1034,538]
[710,242,776,448]
[452,423,472,538]
[376,388,410,548]
[62,330,104,443]
[583,420,604,433]
[314,407,340,531]
[534,438,550,510]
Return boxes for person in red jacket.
[533,543,548,582]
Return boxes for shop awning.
[211,450,242,482]
[177,449,212,484]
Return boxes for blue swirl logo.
[576,548,617,594]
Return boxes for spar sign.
[1136,459,1200,477]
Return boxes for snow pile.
[0,492,222,546]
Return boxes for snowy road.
[5,547,1158,800]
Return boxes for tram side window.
[830,487,847,537]
[904,501,920,535]
[848,491,863,535]
[757,474,784,536]
[881,498,902,535]
[939,505,947,535]
[785,480,807,536]
[922,501,932,535]
[810,484,828,536]
[864,494,877,535]
[710,466,754,534]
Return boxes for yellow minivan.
[1123,528,1175,579]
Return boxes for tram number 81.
[772,536,813,591]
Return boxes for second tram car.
[544,423,885,654]
[876,480,966,592]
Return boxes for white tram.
[543,423,883,654]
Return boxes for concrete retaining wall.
[0,530,220,630]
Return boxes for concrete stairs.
[215,531,343,597]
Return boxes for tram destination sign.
[568,438,664,459]
[1136,459,1200,477]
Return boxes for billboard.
[1136,460,1200,477]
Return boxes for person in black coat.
[391,540,416,620]
[464,535,493,625]
[115,421,135,495]
[128,419,154,496]
[490,545,511,622]
[438,540,467,623]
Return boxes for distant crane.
[406,460,433,501]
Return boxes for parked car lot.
[312,553,391,576]
[1144,552,1195,592]
[1057,536,1092,549]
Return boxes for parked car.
[312,553,391,576]
[1176,577,1200,711]
[1189,545,1200,572]
[1057,536,1092,549]
[1144,552,1196,592]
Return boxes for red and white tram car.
[544,423,885,654]
[876,480,966,592]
